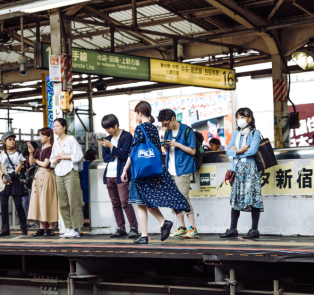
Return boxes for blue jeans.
[22,189,32,219]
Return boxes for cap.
[1,131,16,142]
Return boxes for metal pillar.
[69,260,76,295]
[230,47,234,69]
[132,0,137,28]
[272,55,290,148]
[88,76,94,132]
[110,27,115,53]
[230,269,236,295]
[173,38,178,62]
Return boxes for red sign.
[289,103,314,146]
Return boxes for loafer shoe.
[134,236,148,244]
[243,229,260,239]
[33,229,45,237]
[219,228,238,238]
[160,220,173,241]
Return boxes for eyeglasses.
[162,121,171,128]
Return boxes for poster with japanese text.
[260,167,275,195]
[129,91,233,150]
[199,166,217,196]
[295,162,314,195]
[289,103,314,147]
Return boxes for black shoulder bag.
[253,130,278,171]
[5,151,29,196]
[26,148,43,181]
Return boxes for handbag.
[26,163,38,181]
[130,124,163,179]
[225,158,239,185]
[0,151,7,192]
[253,131,278,171]
[5,151,29,196]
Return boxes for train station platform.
[1,231,314,263]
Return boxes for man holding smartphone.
[158,109,198,239]
[101,114,138,239]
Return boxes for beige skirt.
[28,167,59,222]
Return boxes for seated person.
[209,138,223,151]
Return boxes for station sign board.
[150,59,235,90]
[49,55,62,82]
[40,43,236,90]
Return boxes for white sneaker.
[59,228,71,238]
[65,228,80,238]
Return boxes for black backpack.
[165,127,205,171]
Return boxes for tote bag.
[0,152,6,192]
[130,125,163,179]
[253,131,278,171]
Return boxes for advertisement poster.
[289,103,314,147]
[129,91,233,150]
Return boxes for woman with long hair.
[121,101,190,244]
[220,107,263,239]
[50,118,84,238]
[28,127,59,237]
[0,132,28,236]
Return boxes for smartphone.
[161,141,170,146]
[97,137,106,142]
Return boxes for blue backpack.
[130,125,163,179]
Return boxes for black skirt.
[0,177,24,196]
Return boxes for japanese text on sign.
[49,55,61,82]
[150,59,236,90]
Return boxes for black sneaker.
[33,229,45,237]
[128,227,139,239]
[219,228,238,238]
[44,229,55,236]
[243,229,260,239]
[110,228,127,238]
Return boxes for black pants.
[230,208,260,230]
[0,195,27,226]
[83,202,89,219]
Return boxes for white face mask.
[237,119,248,129]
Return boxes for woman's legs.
[137,205,148,237]
[0,195,9,234]
[251,207,260,230]
[230,208,240,229]
[147,207,165,227]
[13,196,27,233]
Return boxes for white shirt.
[106,130,123,178]
[50,135,84,177]
[168,129,179,176]
[0,151,26,174]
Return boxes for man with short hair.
[158,109,198,238]
[101,114,138,239]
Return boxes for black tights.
[0,195,26,226]
[230,208,260,230]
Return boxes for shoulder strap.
[120,131,128,148]
[185,127,191,146]
[165,129,169,140]
[5,151,15,170]
[139,125,150,142]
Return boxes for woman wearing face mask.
[220,107,263,239]
[0,132,28,236]
[121,101,190,244]
[28,127,58,237]
[50,118,84,238]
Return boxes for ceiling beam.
[81,4,158,46]
[65,3,85,16]
[293,1,314,17]
[4,29,34,47]
[205,0,269,28]
[267,0,286,20]
[70,16,242,49]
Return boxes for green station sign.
[42,43,150,80]
[40,43,235,89]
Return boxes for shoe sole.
[184,235,199,239]
[242,236,259,239]
[219,235,238,238]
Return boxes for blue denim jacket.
[226,129,261,169]
[164,123,196,176]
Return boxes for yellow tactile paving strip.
[0,236,313,248]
